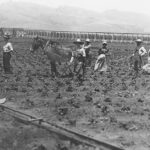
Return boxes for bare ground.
[0,38,150,150]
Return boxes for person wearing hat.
[83,38,92,66]
[70,39,86,77]
[98,40,109,65]
[133,39,147,73]
[98,40,109,56]
[2,33,13,74]
[94,40,109,72]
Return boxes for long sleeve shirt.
[134,46,147,56]
[77,48,86,57]
[70,48,86,63]
[83,44,91,55]
[3,42,13,53]
[139,46,147,56]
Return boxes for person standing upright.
[98,40,109,57]
[70,39,86,78]
[133,39,147,73]
[83,38,91,66]
[94,40,109,72]
[2,33,13,74]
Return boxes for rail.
[0,104,124,150]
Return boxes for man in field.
[2,33,14,74]
[82,38,92,66]
[94,40,109,72]
[132,39,147,73]
[70,39,86,78]
[44,41,62,77]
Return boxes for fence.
[1,27,150,43]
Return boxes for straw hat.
[85,38,90,43]
[135,39,142,43]
[73,38,83,44]
[102,40,107,45]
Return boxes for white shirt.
[3,42,13,52]
[70,48,86,63]
[148,49,150,64]
[139,46,147,56]
[83,44,91,50]
[77,48,86,57]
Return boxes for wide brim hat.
[73,38,84,44]
[102,40,107,45]
[85,38,91,43]
[135,39,142,43]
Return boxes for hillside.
[0,1,150,32]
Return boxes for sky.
[1,0,150,15]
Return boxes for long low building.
[1,27,150,43]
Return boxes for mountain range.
[1,1,150,33]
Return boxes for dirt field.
[0,37,150,150]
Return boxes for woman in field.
[2,33,13,74]
[94,40,109,72]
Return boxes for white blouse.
[76,48,86,57]
[3,42,13,52]
[70,48,86,63]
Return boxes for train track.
[0,104,124,150]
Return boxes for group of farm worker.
[1,32,150,77]
[69,38,109,77]
[70,38,150,76]
[69,38,92,77]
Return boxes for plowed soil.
[0,38,150,150]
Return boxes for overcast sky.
[1,0,150,15]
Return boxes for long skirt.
[3,52,11,73]
[94,54,107,72]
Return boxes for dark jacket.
[98,47,109,55]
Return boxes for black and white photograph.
[0,0,150,150]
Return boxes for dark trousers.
[74,57,86,77]
[86,53,91,66]
[133,55,142,72]
[50,61,57,76]
[3,52,11,73]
